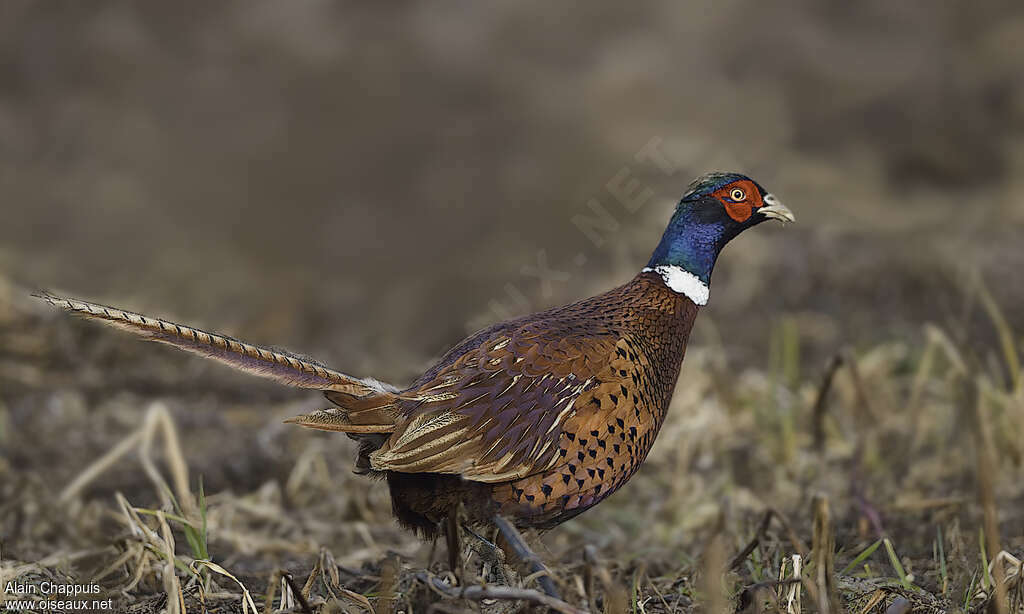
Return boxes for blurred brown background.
[2,1,1022,384]
[2,3,1024,608]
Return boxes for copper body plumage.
[360,271,697,534]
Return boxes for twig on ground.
[414,572,588,614]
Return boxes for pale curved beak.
[759,193,795,223]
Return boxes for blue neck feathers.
[646,204,729,285]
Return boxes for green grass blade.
[840,539,883,576]
[198,476,209,560]
[964,570,978,610]
[979,527,991,591]
[936,526,948,596]
[883,538,911,589]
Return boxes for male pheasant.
[36,171,792,566]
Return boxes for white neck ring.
[641,265,709,305]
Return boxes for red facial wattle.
[711,179,764,223]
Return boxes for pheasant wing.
[370,320,620,482]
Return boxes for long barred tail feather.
[32,290,387,397]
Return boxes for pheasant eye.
[730,188,746,201]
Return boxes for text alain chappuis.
[3,581,113,611]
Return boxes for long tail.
[33,291,387,398]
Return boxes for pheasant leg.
[493,514,560,599]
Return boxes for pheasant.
[36,171,793,591]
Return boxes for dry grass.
[2,268,1024,613]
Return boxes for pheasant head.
[644,172,794,304]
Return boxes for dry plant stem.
[767,507,809,559]
[493,514,561,599]
[842,351,886,538]
[644,571,673,613]
[960,376,1008,614]
[811,495,840,614]
[140,402,196,519]
[322,550,342,593]
[300,556,321,604]
[60,428,145,503]
[701,532,728,614]
[283,572,314,614]
[376,554,400,614]
[729,510,775,572]
[89,544,139,584]
[583,545,599,613]
[971,272,1020,393]
[61,402,197,524]
[583,544,624,614]
[416,572,588,614]
[191,561,261,613]
[743,578,803,592]
[335,587,375,612]
[738,578,798,614]
[263,570,280,614]
[158,511,185,614]
[782,555,801,614]
[843,348,879,424]
[811,354,843,453]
